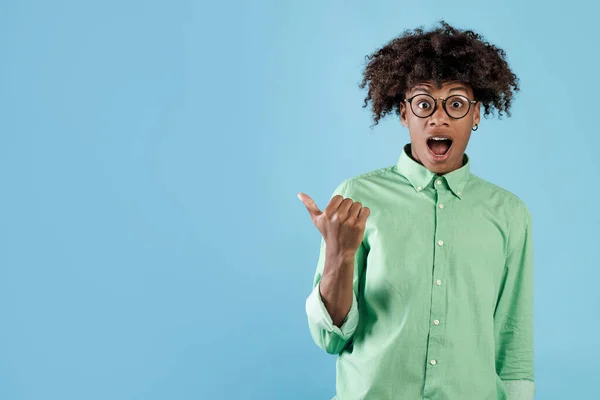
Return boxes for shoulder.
[468,174,532,253]
[331,165,397,197]
[468,173,531,218]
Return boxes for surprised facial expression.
[400,81,481,175]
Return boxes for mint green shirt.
[305,144,535,400]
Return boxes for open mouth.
[427,137,453,157]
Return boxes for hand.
[298,192,370,258]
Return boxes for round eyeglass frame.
[404,94,477,119]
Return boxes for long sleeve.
[305,237,367,354]
[494,205,535,399]
[305,180,367,355]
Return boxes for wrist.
[325,247,356,264]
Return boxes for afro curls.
[359,20,519,126]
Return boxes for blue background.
[1,0,597,399]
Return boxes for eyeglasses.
[404,94,477,119]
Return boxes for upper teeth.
[431,137,449,140]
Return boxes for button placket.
[426,180,449,381]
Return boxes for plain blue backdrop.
[1,0,598,399]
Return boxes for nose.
[429,99,450,126]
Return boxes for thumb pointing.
[297,192,321,217]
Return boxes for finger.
[297,192,322,218]
[335,198,355,222]
[348,202,363,220]
[323,195,345,217]
[357,206,371,225]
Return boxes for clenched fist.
[298,192,370,258]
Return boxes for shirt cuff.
[502,379,535,400]
[305,281,359,340]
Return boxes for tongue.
[429,140,451,155]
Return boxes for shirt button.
[430,359,437,365]
[437,240,444,246]
[417,186,423,191]
[457,191,462,196]
[438,203,444,209]
[436,279,442,285]
[436,179,442,185]
[433,320,440,325]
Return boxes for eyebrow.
[412,86,470,96]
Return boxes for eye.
[448,96,467,109]
[417,100,432,109]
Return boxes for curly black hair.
[359,20,519,126]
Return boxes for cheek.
[454,129,472,147]
[404,113,424,128]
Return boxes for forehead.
[409,81,473,96]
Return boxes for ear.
[473,102,481,127]
[400,100,408,127]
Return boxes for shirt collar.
[395,143,471,199]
